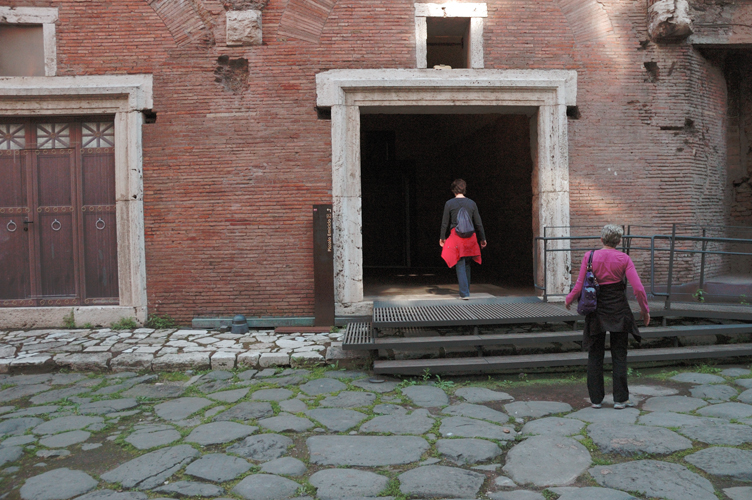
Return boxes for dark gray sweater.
[440,197,486,241]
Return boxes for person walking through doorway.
[565,224,650,409]
[439,179,487,299]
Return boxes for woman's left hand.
[565,301,572,310]
[439,239,445,247]
[480,240,487,249]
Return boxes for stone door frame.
[316,69,577,315]
[0,75,152,327]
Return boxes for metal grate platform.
[373,301,579,329]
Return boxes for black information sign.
[313,204,334,326]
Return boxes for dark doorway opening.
[361,113,535,299]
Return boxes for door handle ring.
[51,219,62,231]
[6,220,17,232]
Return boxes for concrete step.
[373,342,752,375]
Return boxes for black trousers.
[587,330,629,405]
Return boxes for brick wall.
[6,0,741,321]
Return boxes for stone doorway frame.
[0,75,152,327]
[316,69,577,315]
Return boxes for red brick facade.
[4,0,751,321]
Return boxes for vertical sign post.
[313,204,335,326]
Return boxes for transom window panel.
[0,124,25,150]
[82,122,115,148]
[37,123,71,149]
[0,118,118,307]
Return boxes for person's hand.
[640,310,650,327]
[565,301,572,310]
[439,239,445,247]
[480,240,487,249]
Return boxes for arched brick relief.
[277,0,338,44]
[146,0,216,48]
[557,0,615,44]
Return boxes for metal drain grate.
[343,322,373,346]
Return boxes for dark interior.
[360,113,534,291]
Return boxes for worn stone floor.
[0,358,751,500]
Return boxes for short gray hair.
[601,224,623,247]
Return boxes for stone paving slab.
[440,416,516,441]
[564,407,639,424]
[184,453,252,482]
[100,445,199,489]
[304,408,367,432]
[185,421,257,445]
[307,435,429,466]
[590,460,717,500]
[310,468,389,500]
[670,372,726,384]
[442,403,510,424]
[455,387,514,403]
[436,438,502,464]
[359,409,434,435]
[258,456,307,476]
[488,491,545,500]
[547,486,638,500]
[504,401,572,419]
[642,395,708,412]
[697,402,752,419]
[232,473,300,500]
[587,423,692,455]
[685,447,752,481]
[690,384,738,400]
[521,416,585,436]
[398,465,485,499]
[20,467,97,500]
[152,480,225,497]
[725,486,752,500]
[125,427,181,450]
[503,435,591,487]
[678,421,752,445]
[400,385,449,407]
[226,434,293,461]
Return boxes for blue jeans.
[456,257,472,298]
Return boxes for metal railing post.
[665,224,677,311]
[699,227,707,293]
[543,237,548,302]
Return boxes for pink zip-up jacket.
[565,247,650,313]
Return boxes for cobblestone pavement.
[0,327,359,374]
[0,358,751,500]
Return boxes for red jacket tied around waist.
[441,228,481,268]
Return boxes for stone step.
[345,323,752,351]
[373,342,752,375]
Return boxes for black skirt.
[582,281,641,350]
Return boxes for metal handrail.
[534,224,752,307]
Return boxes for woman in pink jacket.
[565,224,650,409]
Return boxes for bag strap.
[586,250,599,286]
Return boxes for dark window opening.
[0,25,45,77]
[427,17,470,69]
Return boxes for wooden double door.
[0,118,119,307]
